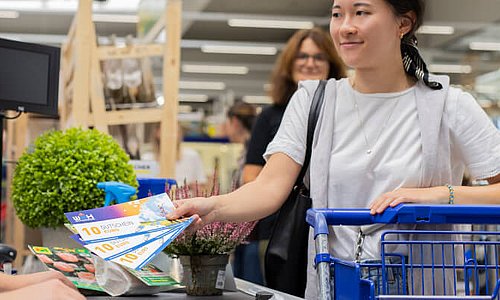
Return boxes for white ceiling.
[0,0,499,105]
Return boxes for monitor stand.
[0,111,22,242]
[0,112,4,242]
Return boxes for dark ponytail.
[401,36,442,90]
[386,0,443,90]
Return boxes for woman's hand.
[0,270,77,292]
[369,186,449,215]
[166,196,218,230]
[0,279,84,300]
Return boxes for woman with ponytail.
[168,0,500,298]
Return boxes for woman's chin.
[339,55,360,69]
[340,60,356,69]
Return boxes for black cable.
[0,110,22,242]
[2,111,22,120]
[0,113,4,242]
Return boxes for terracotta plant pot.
[180,254,229,296]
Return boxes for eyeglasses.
[295,52,328,65]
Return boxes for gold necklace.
[351,86,400,155]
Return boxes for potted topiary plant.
[11,127,138,246]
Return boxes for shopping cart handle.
[307,204,500,236]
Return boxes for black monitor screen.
[0,48,50,106]
[0,38,60,116]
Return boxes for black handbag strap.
[295,80,327,186]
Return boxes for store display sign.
[65,193,192,270]
[29,246,179,293]
[126,264,178,286]
[29,246,104,292]
[129,160,160,178]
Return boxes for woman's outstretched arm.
[167,152,301,227]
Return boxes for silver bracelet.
[446,184,455,204]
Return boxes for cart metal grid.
[306,205,500,300]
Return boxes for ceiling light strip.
[228,19,314,30]
[428,64,472,74]
[92,14,138,23]
[417,25,454,35]
[0,0,139,13]
[242,95,272,104]
[201,45,277,55]
[182,64,249,75]
[179,81,226,90]
[0,10,19,18]
[179,94,209,102]
[469,42,500,52]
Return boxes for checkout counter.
[87,278,302,300]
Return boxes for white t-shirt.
[175,147,207,186]
[265,78,500,259]
[326,82,423,260]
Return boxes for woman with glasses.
[236,27,346,287]
[244,27,346,187]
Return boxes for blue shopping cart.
[307,205,500,300]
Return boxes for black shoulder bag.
[264,80,327,297]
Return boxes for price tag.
[215,270,225,289]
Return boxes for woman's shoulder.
[447,86,483,117]
[447,86,474,103]
[297,78,347,95]
[416,75,472,104]
[292,79,347,110]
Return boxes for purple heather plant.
[164,175,256,256]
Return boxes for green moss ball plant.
[12,127,138,228]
